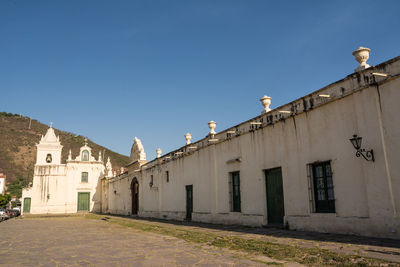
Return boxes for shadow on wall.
[91,171,104,213]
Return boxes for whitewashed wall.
[22,162,104,214]
[104,56,400,239]
[22,136,105,215]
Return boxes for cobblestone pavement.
[127,216,400,264]
[0,217,289,266]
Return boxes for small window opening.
[82,150,89,161]
[81,172,88,183]
[150,175,154,187]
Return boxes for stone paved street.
[1,215,400,266]
[141,218,400,264]
[131,217,400,264]
[0,216,276,266]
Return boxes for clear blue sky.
[1,0,399,159]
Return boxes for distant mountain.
[0,112,130,184]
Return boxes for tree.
[0,194,11,208]
[6,177,28,198]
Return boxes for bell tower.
[36,125,63,165]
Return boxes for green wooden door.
[265,168,285,225]
[231,172,241,212]
[23,198,31,213]
[186,185,193,220]
[77,192,90,211]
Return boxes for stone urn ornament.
[208,120,217,135]
[353,47,371,72]
[260,95,272,114]
[156,148,162,158]
[185,133,192,145]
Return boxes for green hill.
[0,112,130,189]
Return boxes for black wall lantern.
[349,134,374,162]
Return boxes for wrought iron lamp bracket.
[355,148,375,162]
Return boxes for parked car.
[13,206,21,212]
[6,209,13,218]
[0,208,9,220]
[8,209,19,218]
[0,208,6,216]
[12,208,20,217]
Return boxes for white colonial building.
[0,173,6,195]
[101,48,400,239]
[21,47,400,239]
[22,127,106,214]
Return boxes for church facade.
[101,48,400,239]
[22,127,105,214]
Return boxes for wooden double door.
[23,198,31,213]
[77,192,90,212]
[265,168,285,225]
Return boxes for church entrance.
[77,192,90,212]
[23,198,31,213]
[131,178,139,215]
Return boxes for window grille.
[81,172,88,183]
[310,161,335,213]
[306,164,315,212]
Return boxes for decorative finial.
[68,149,72,160]
[84,138,88,146]
[260,95,272,114]
[353,47,371,72]
[208,121,217,135]
[156,148,162,158]
[106,157,113,177]
[185,133,192,145]
[98,151,102,162]
[130,137,146,162]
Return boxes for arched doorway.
[131,178,139,215]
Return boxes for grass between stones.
[85,214,396,266]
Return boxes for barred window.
[311,161,335,213]
[81,172,88,183]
